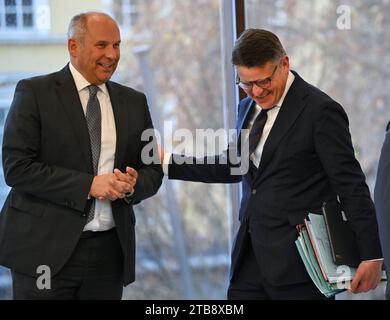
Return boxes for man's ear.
[282,55,289,70]
[68,39,78,58]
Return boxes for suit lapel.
[254,73,309,184]
[55,65,93,173]
[107,82,128,169]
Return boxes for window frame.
[109,0,140,31]
[0,0,49,37]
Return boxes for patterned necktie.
[86,85,101,223]
[248,108,270,155]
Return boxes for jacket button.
[252,189,257,195]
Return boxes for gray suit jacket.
[0,65,163,285]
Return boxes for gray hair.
[67,11,117,43]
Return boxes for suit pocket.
[287,207,322,226]
[287,211,307,227]
[9,191,46,218]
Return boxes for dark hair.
[232,29,286,67]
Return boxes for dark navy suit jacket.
[169,71,382,286]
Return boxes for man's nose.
[105,46,119,59]
[251,83,266,96]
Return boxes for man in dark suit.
[162,29,383,299]
[0,12,163,299]
[374,121,390,300]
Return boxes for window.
[116,0,234,299]
[0,0,34,30]
[0,0,50,33]
[0,0,238,300]
[111,0,140,29]
[245,0,390,300]
[245,0,390,190]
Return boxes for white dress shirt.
[69,63,117,232]
[245,71,295,167]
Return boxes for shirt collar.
[275,70,295,108]
[69,62,108,96]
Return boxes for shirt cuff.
[125,190,135,197]
[163,152,172,176]
[367,258,384,262]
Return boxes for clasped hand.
[89,167,138,201]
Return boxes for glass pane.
[130,12,137,26]
[118,0,228,300]
[5,0,16,7]
[245,0,389,300]
[23,13,33,27]
[22,0,33,6]
[0,0,230,300]
[112,0,124,26]
[246,0,390,188]
[5,13,16,27]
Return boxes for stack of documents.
[295,213,357,297]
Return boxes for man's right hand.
[89,173,133,201]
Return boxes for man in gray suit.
[0,12,162,299]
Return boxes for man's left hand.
[349,260,383,293]
[113,167,138,194]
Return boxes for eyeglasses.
[236,63,279,91]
